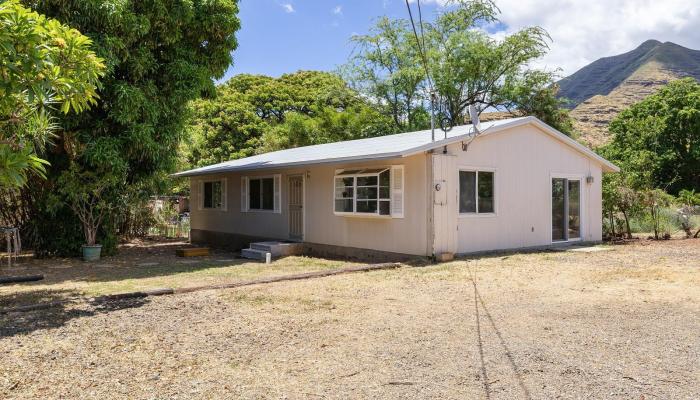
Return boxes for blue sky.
[221,0,700,82]
[220,0,443,81]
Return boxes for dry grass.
[1,239,699,399]
[0,239,356,307]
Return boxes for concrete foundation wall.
[302,242,421,263]
[190,229,274,251]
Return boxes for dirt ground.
[0,238,356,305]
[1,239,698,399]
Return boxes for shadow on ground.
[0,240,246,288]
[0,289,149,337]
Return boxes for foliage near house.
[182,71,395,169]
[0,0,103,188]
[5,0,241,256]
[600,79,700,239]
[603,78,700,194]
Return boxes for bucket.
[82,244,103,262]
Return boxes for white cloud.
[280,3,295,13]
[414,0,700,76]
[333,5,343,15]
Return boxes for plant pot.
[82,244,102,261]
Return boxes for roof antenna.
[461,104,481,152]
[469,104,481,134]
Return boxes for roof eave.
[170,151,408,178]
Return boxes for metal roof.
[173,116,619,177]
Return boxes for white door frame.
[549,173,584,243]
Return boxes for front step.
[241,241,304,261]
[241,248,270,261]
[250,241,303,257]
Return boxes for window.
[203,180,223,209]
[249,177,275,211]
[334,168,391,215]
[459,170,495,214]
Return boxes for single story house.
[173,116,619,260]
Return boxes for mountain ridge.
[557,40,700,146]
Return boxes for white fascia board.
[171,152,406,178]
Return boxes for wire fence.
[148,219,190,239]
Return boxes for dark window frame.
[202,180,223,209]
[459,169,496,215]
[248,177,275,211]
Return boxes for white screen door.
[288,175,304,240]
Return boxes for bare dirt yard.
[1,239,698,399]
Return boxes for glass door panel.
[552,178,566,241]
[568,180,581,239]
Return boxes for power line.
[404,0,433,92]
[405,0,445,139]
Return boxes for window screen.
[203,181,222,209]
[460,170,494,214]
[249,177,275,211]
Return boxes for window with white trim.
[334,168,392,215]
[203,180,223,209]
[249,177,275,211]
[459,170,495,214]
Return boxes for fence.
[148,218,190,239]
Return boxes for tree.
[676,189,700,238]
[498,70,575,135]
[344,17,427,131]
[640,189,674,240]
[604,78,700,194]
[425,0,551,125]
[0,0,103,188]
[183,71,396,168]
[258,104,396,153]
[343,0,569,133]
[602,174,640,239]
[15,0,241,255]
[50,165,120,246]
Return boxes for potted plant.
[53,166,117,261]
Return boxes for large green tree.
[343,0,573,135]
[0,0,103,188]
[13,0,240,255]
[602,78,700,194]
[183,71,395,168]
[344,17,428,131]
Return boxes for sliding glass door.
[552,178,581,242]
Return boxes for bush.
[628,207,681,236]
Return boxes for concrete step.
[241,248,270,261]
[250,241,303,257]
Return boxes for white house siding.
[189,153,429,256]
[449,124,603,254]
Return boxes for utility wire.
[404,0,434,92]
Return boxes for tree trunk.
[609,210,615,238]
[651,206,659,240]
[621,209,632,239]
